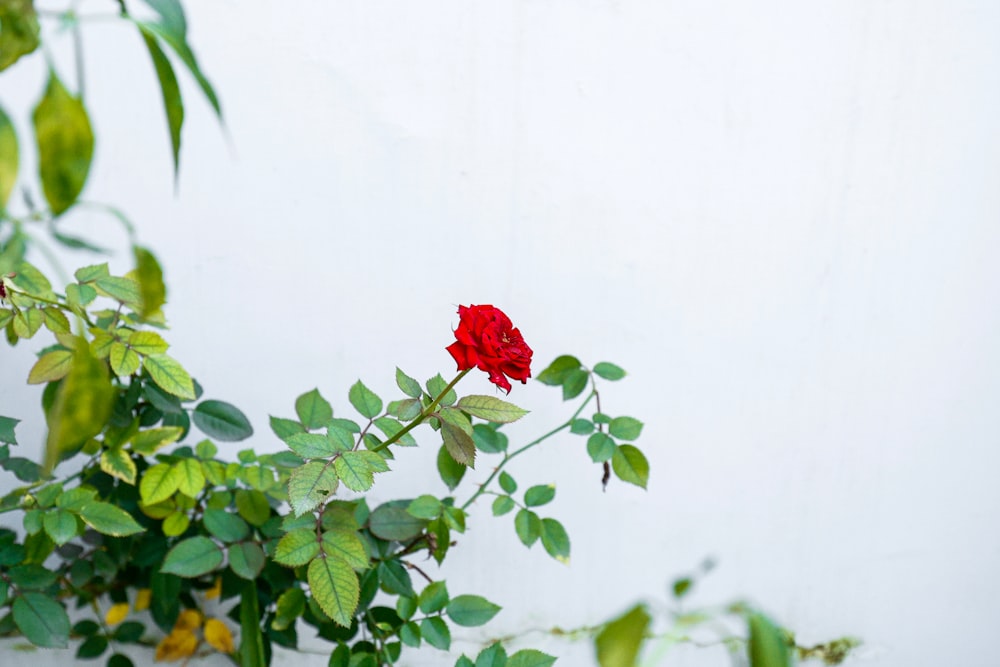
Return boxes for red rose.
[446,304,533,393]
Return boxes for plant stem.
[460,391,595,510]
[369,369,470,454]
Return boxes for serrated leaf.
[139,462,180,504]
[437,444,465,491]
[109,342,141,377]
[269,416,304,440]
[308,556,359,627]
[420,616,451,650]
[94,276,142,309]
[442,422,475,468]
[396,367,422,398]
[288,461,338,515]
[42,509,78,546]
[129,426,183,454]
[161,536,223,577]
[321,529,368,569]
[274,528,320,567]
[13,592,69,648]
[334,451,374,492]
[173,458,205,498]
[285,433,339,459]
[193,400,253,441]
[612,445,649,489]
[407,495,442,520]
[42,307,70,334]
[234,489,270,526]
[80,501,144,536]
[457,395,529,423]
[27,349,73,384]
[33,72,93,215]
[609,416,643,441]
[228,542,265,580]
[100,448,137,485]
[418,580,449,614]
[593,362,626,381]
[524,484,555,507]
[295,389,332,429]
[447,595,501,627]
[535,355,581,386]
[471,424,508,454]
[202,509,249,542]
[143,353,195,399]
[562,368,590,400]
[540,518,570,564]
[507,649,557,667]
[474,643,507,667]
[13,307,43,338]
[368,505,425,542]
[595,604,650,667]
[348,380,382,419]
[128,330,169,355]
[0,415,19,445]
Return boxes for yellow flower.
[203,618,234,654]
[154,628,198,662]
[174,609,203,632]
[134,588,152,612]
[204,577,222,600]
[104,602,129,626]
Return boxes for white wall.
[2,1,999,665]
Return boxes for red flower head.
[446,304,533,393]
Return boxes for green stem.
[460,391,596,510]
[369,369,471,454]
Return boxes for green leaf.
[65,283,97,307]
[77,634,109,658]
[143,353,195,400]
[11,262,53,299]
[272,588,306,631]
[593,362,626,381]
[611,445,649,489]
[129,426,183,454]
[137,27,184,179]
[418,580,449,614]
[0,416,18,445]
[42,509,78,546]
[540,518,570,564]
[334,451,374,492]
[161,536,223,577]
[128,330,169,355]
[161,511,189,536]
[94,276,143,309]
[420,616,451,651]
[295,389,332,429]
[373,416,416,446]
[12,307,43,338]
[270,416,304,440]
[228,541,265,580]
[442,422,475,468]
[109,342,141,377]
[609,417,643,441]
[562,368,590,400]
[514,509,541,548]
[748,612,791,667]
[234,489,270,526]
[108,654,135,667]
[437,444,466,491]
[27,349,74,384]
[275,529,320,567]
[524,484,555,507]
[535,355,581,386]
[595,604,650,667]
[133,246,166,317]
[139,462,180,504]
[100,447,137,484]
[33,71,93,215]
[0,104,17,210]
[396,368,423,398]
[0,1,40,71]
[447,595,501,627]
[320,529,368,569]
[288,461,338,515]
[79,501,144,536]
[406,495,442,520]
[42,307,70,334]
[12,592,69,648]
[173,458,205,498]
[44,347,115,471]
[74,263,109,283]
[202,509,250,543]
[308,556,359,627]
[570,418,594,435]
[193,400,253,441]
[491,496,514,516]
[456,657,474,667]
[426,374,457,406]
[348,380,383,419]
[456,395,529,423]
[377,559,414,597]
[587,432,616,463]
[368,505,425,542]
[498,471,517,494]
[285,433,337,459]
[474,643,508,667]
[472,424,508,454]
[507,649,557,667]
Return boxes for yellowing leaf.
[203,618,234,654]
[134,588,152,612]
[33,71,94,216]
[104,602,129,626]
[155,628,198,662]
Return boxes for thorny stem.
[460,390,596,511]
[369,369,471,454]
